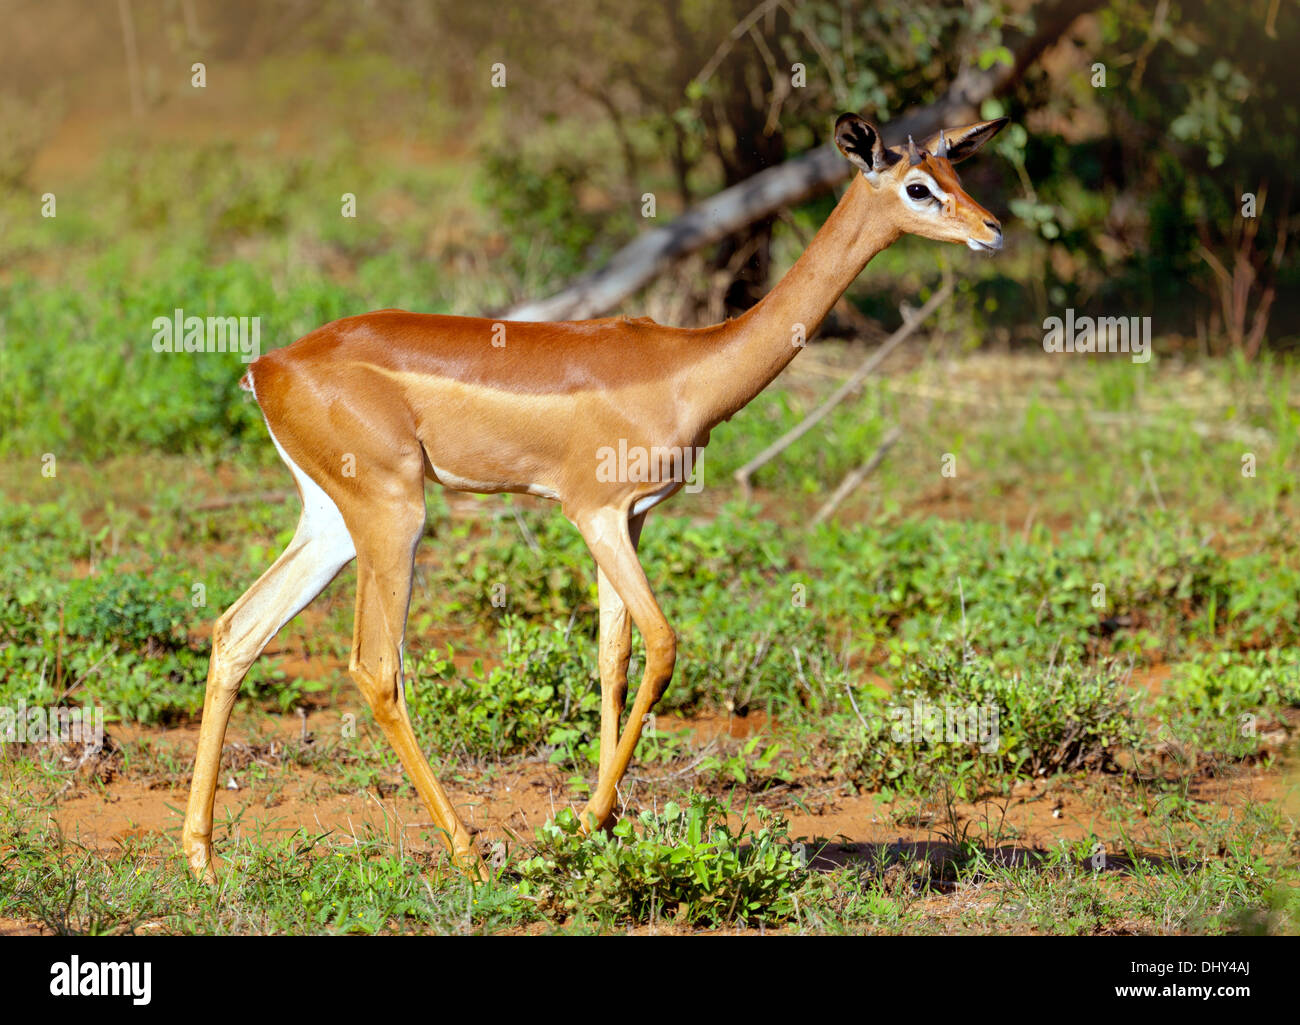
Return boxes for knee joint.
[645,629,677,700]
[207,618,247,694]
[349,661,402,728]
[648,628,676,668]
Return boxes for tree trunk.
[708,60,786,314]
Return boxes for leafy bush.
[1163,649,1300,718]
[516,796,808,925]
[407,617,601,762]
[1152,649,1300,762]
[831,651,1142,797]
[0,537,291,724]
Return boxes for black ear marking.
[834,113,898,175]
[835,114,876,164]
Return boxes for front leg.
[594,512,645,790]
[576,507,674,832]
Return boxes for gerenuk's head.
[834,112,1008,253]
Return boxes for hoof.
[576,805,613,834]
[182,833,218,885]
[456,847,491,885]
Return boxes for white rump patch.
[262,422,357,635]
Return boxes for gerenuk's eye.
[906,183,933,201]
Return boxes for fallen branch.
[733,279,951,499]
[810,426,903,528]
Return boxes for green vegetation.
[3,364,1297,933]
[830,653,1143,799]
[517,797,808,925]
[407,618,602,763]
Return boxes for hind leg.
[182,444,356,881]
[339,478,487,881]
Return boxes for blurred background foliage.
[0,0,1296,458]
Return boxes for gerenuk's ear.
[922,117,1009,163]
[834,113,898,184]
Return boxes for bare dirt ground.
[11,695,1294,910]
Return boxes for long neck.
[688,174,900,431]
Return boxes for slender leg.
[343,492,488,882]
[574,506,676,831]
[595,511,645,786]
[182,494,355,881]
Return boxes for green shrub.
[516,795,808,925]
[407,617,601,762]
[831,651,1142,797]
